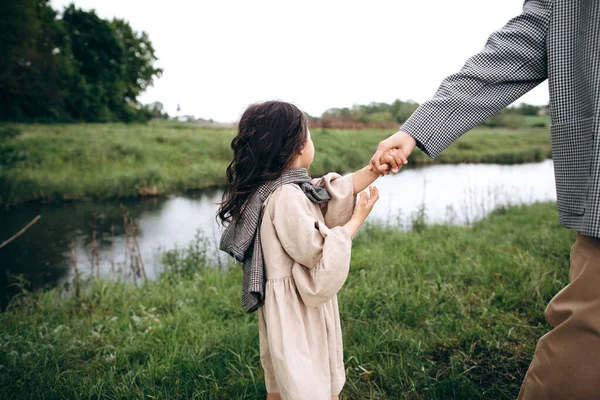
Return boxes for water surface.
[0,160,556,306]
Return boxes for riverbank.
[0,120,551,205]
[1,202,573,399]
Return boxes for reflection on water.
[0,160,556,306]
[370,160,556,227]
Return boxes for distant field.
[0,117,552,205]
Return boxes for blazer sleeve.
[401,0,553,158]
[271,185,351,307]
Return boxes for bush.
[484,111,525,129]
[365,111,394,124]
[0,145,30,167]
[0,126,22,141]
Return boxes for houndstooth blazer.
[401,0,600,238]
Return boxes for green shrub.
[484,111,525,129]
[0,126,22,140]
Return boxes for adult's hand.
[369,130,417,174]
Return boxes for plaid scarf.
[219,168,331,313]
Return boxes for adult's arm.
[371,0,553,171]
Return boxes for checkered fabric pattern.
[401,0,600,238]
[219,168,331,313]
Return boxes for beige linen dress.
[258,172,355,400]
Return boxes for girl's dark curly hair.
[217,101,308,225]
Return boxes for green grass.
[522,115,550,128]
[0,202,573,399]
[0,119,552,205]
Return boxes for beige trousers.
[518,234,600,400]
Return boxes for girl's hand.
[352,186,379,223]
[344,186,379,238]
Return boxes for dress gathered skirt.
[257,173,356,400]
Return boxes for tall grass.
[0,202,573,399]
[0,119,551,205]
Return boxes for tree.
[484,108,525,129]
[0,0,72,121]
[390,99,419,123]
[320,99,421,126]
[112,19,162,103]
[62,5,125,121]
[149,102,169,119]
[0,1,163,122]
[517,103,541,116]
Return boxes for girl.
[219,101,383,400]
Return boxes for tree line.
[0,0,162,123]
[321,100,420,125]
[310,100,548,129]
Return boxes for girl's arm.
[352,165,387,195]
[270,185,379,307]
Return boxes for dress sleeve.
[311,172,356,227]
[271,185,352,307]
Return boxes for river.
[0,160,556,306]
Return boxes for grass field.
[0,202,573,399]
[0,119,552,205]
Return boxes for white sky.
[50,0,549,122]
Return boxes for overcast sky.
[50,0,549,122]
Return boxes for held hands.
[369,130,417,175]
[346,130,416,236]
